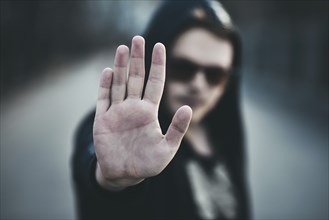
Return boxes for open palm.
[93,36,192,191]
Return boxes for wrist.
[95,162,144,192]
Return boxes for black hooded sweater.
[72,110,248,219]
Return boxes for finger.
[143,43,166,106]
[111,45,129,104]
[165,105,192,148]
[96,68,113,116]
[127,36,145,99]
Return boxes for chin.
[190,111,206,125]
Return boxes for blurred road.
[242,73,328,219]
[1,51,112,219]
[1,51,328,219]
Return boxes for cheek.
[205,85,226,107]
[165,81,185,98]
[164,82,185,113]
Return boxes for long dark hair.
[143,0,250,218]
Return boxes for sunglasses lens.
[205,67,229,85]
[168,58,197,82]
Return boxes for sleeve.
[71,110,149,219]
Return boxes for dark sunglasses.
[167,57,231,86]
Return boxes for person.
[72,0,251,219]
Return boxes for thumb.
[165,105,192,148]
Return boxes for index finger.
[143,43,166,106]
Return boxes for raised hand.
[93,36,192,191]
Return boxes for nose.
[189,70,208,91]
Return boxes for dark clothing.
[72,111,249,219]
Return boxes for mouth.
[176,96,205,108]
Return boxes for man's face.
[165,27,233,124]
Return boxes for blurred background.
[0,1,328,219]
